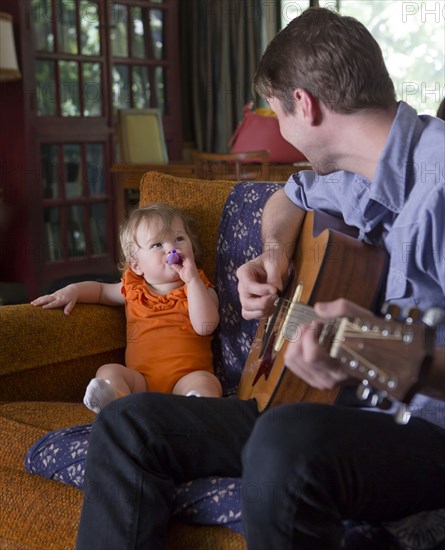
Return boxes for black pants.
[75,394,445,550]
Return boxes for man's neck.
[320,103,398,181]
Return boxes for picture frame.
[117,108,169,164]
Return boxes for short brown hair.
[118,203,200,271]
[255,7,396,114]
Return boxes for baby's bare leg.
[84,364,147,413]
[173,371,222,398]
[96,363,148,395]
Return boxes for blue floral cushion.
[212,181,282,394]
[25,181,445,549]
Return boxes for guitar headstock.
[320,305,440,423]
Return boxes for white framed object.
[118,108,168,164]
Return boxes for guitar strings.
[277,302,320,326]
[337,331,403,341]
[278,303,404,338]
[277,301,317,316]
[333,318,404,341]
[270,302,322,344]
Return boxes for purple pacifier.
[167,249,183,265]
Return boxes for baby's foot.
[83,378,119,413]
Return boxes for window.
[110,3,167,114]
[280,0,444,115]
[281,0,310,25]
[33,0,104,118]
[31,0,111,265]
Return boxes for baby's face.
[131,216,194,285]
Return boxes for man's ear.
[294,88,321,125]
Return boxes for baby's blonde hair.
[118,203,200,272]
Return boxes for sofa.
[1,172,444,550]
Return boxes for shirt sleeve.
[415,186,445,295]
[284,170,349,216]
[121,268,144,298]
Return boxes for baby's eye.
[150,242,163,249]
[176,235,185,242]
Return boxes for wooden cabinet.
[0,0,181,299]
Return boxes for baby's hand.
[31,285,79,316]
[169,256,200,285]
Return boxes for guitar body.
[237,210,388,411]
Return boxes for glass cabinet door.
[31,0,111,277]
[33,0,104,119]
[40,142,108,263]
[110,3,166,115]
[23,0,181,294]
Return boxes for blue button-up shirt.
[284,101,445,427]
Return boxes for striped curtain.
[180,0,264,153]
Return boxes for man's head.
[255,7,396,115]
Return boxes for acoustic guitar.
[237,210,388,411]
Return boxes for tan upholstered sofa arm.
[0,304,126,402]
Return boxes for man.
[76,8,445,549]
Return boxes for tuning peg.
[369,390,390,408]
[356,380,371,401]
[394,403,411,424]
[402,306,421,324]
[381,302,400,321]
[358,388,388,408]
[422,307,445,328]
[369,393,380,407]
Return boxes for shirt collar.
[367,101,420,213]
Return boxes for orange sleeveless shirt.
[121,269,215,393]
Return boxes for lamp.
[0,12,21,82]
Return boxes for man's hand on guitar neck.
[284,298,445,400]
[237,252,290,321]
[282,299,369,391]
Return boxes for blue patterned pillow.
[24,424,245,532]
[212,181,283,394]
